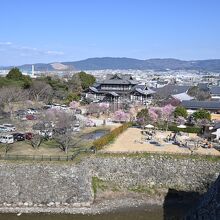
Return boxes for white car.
[0,126,9,132]
[0,134,14,144]
[51,104,61,109]
[2,124,16,132]
[26,108,38,115]
[72,127,80,132]
[39,130,53,138]
[60,105,69,110]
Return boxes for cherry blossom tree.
[161,104,175,121]
[148,108,158,124]
[147,104,174,129]
[129,107,136,121]
[99,102,109,114]
[69,101,80,110]
[86,103,100,115]
[161,104,175,130]
[86,102,110,116]
[176,116,186,125]
[113,110,130,122]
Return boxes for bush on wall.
[93,122,132,150]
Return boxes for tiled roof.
[154,84,191,99]
[108,92,119,97]
[182,100,220,110]
[100,74,138,85]
[213,122,220,130]
[134,88,155,95]
[210,86,220,95]
[172,92,194,101]
[89,86,99,93]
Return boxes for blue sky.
[0,0,220,65]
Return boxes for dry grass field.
[104,128,220,156]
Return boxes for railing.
[0,149,95,161]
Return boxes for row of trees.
[85,102,136,122]
[136,105,211,127]
[0,68,96,115]
[0,68,95,104]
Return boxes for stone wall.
[87,155,220,192]
[0,162,93,207]
[0,155,219,207]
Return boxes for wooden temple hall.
[85,74,155,103]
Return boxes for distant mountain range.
[3,57,220,72]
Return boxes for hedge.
[93,122,133,150]
[168,125,202,134]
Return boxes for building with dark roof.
[210,86,220,100]
[182,100,220,112]
[153,84,191,100]
[171,92,194,101]
[85,74,155,103]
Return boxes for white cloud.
[0,41,64,57]
[20,46,38,51]
[46,50,64,55]
[0,41,12,45]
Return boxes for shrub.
[6,68,23,80]
[93,122,132,150]
[168,125,201,134]
[193,109,211,121]
[174,106,188,118]
[136,108,149,126]
[65,92,80,104]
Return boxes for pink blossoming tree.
[69,101,79,110]
[113,110,130,122]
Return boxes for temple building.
[85,74,155,103]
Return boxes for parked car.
[25,132,34,140]
[17,114,27,121]
[3,124,16,132]
[86,120,96,127]
[39,130,53,138]
[0,134,14,144]
[72,127,80,132]
[43,105,52,110]
[26,114,37,120]
[53,128,66,135]
[51,103,61,109]
[74,121,80,127]
[0,126,9,132]
[16,110,27,116]
[60,105,68,110]
[26,108,38,115]
[75,109,82,114]
[12,133,25,141]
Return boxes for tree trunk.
[65,146,68,154]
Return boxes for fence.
[0,149,95,161]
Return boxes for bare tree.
[68,74,82,92]
[5,143,13,154]
[28,134,44,149]
[35,109,81,153]
[29,80,53,102]
[0,86,28,119]
[53,111,79,154]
